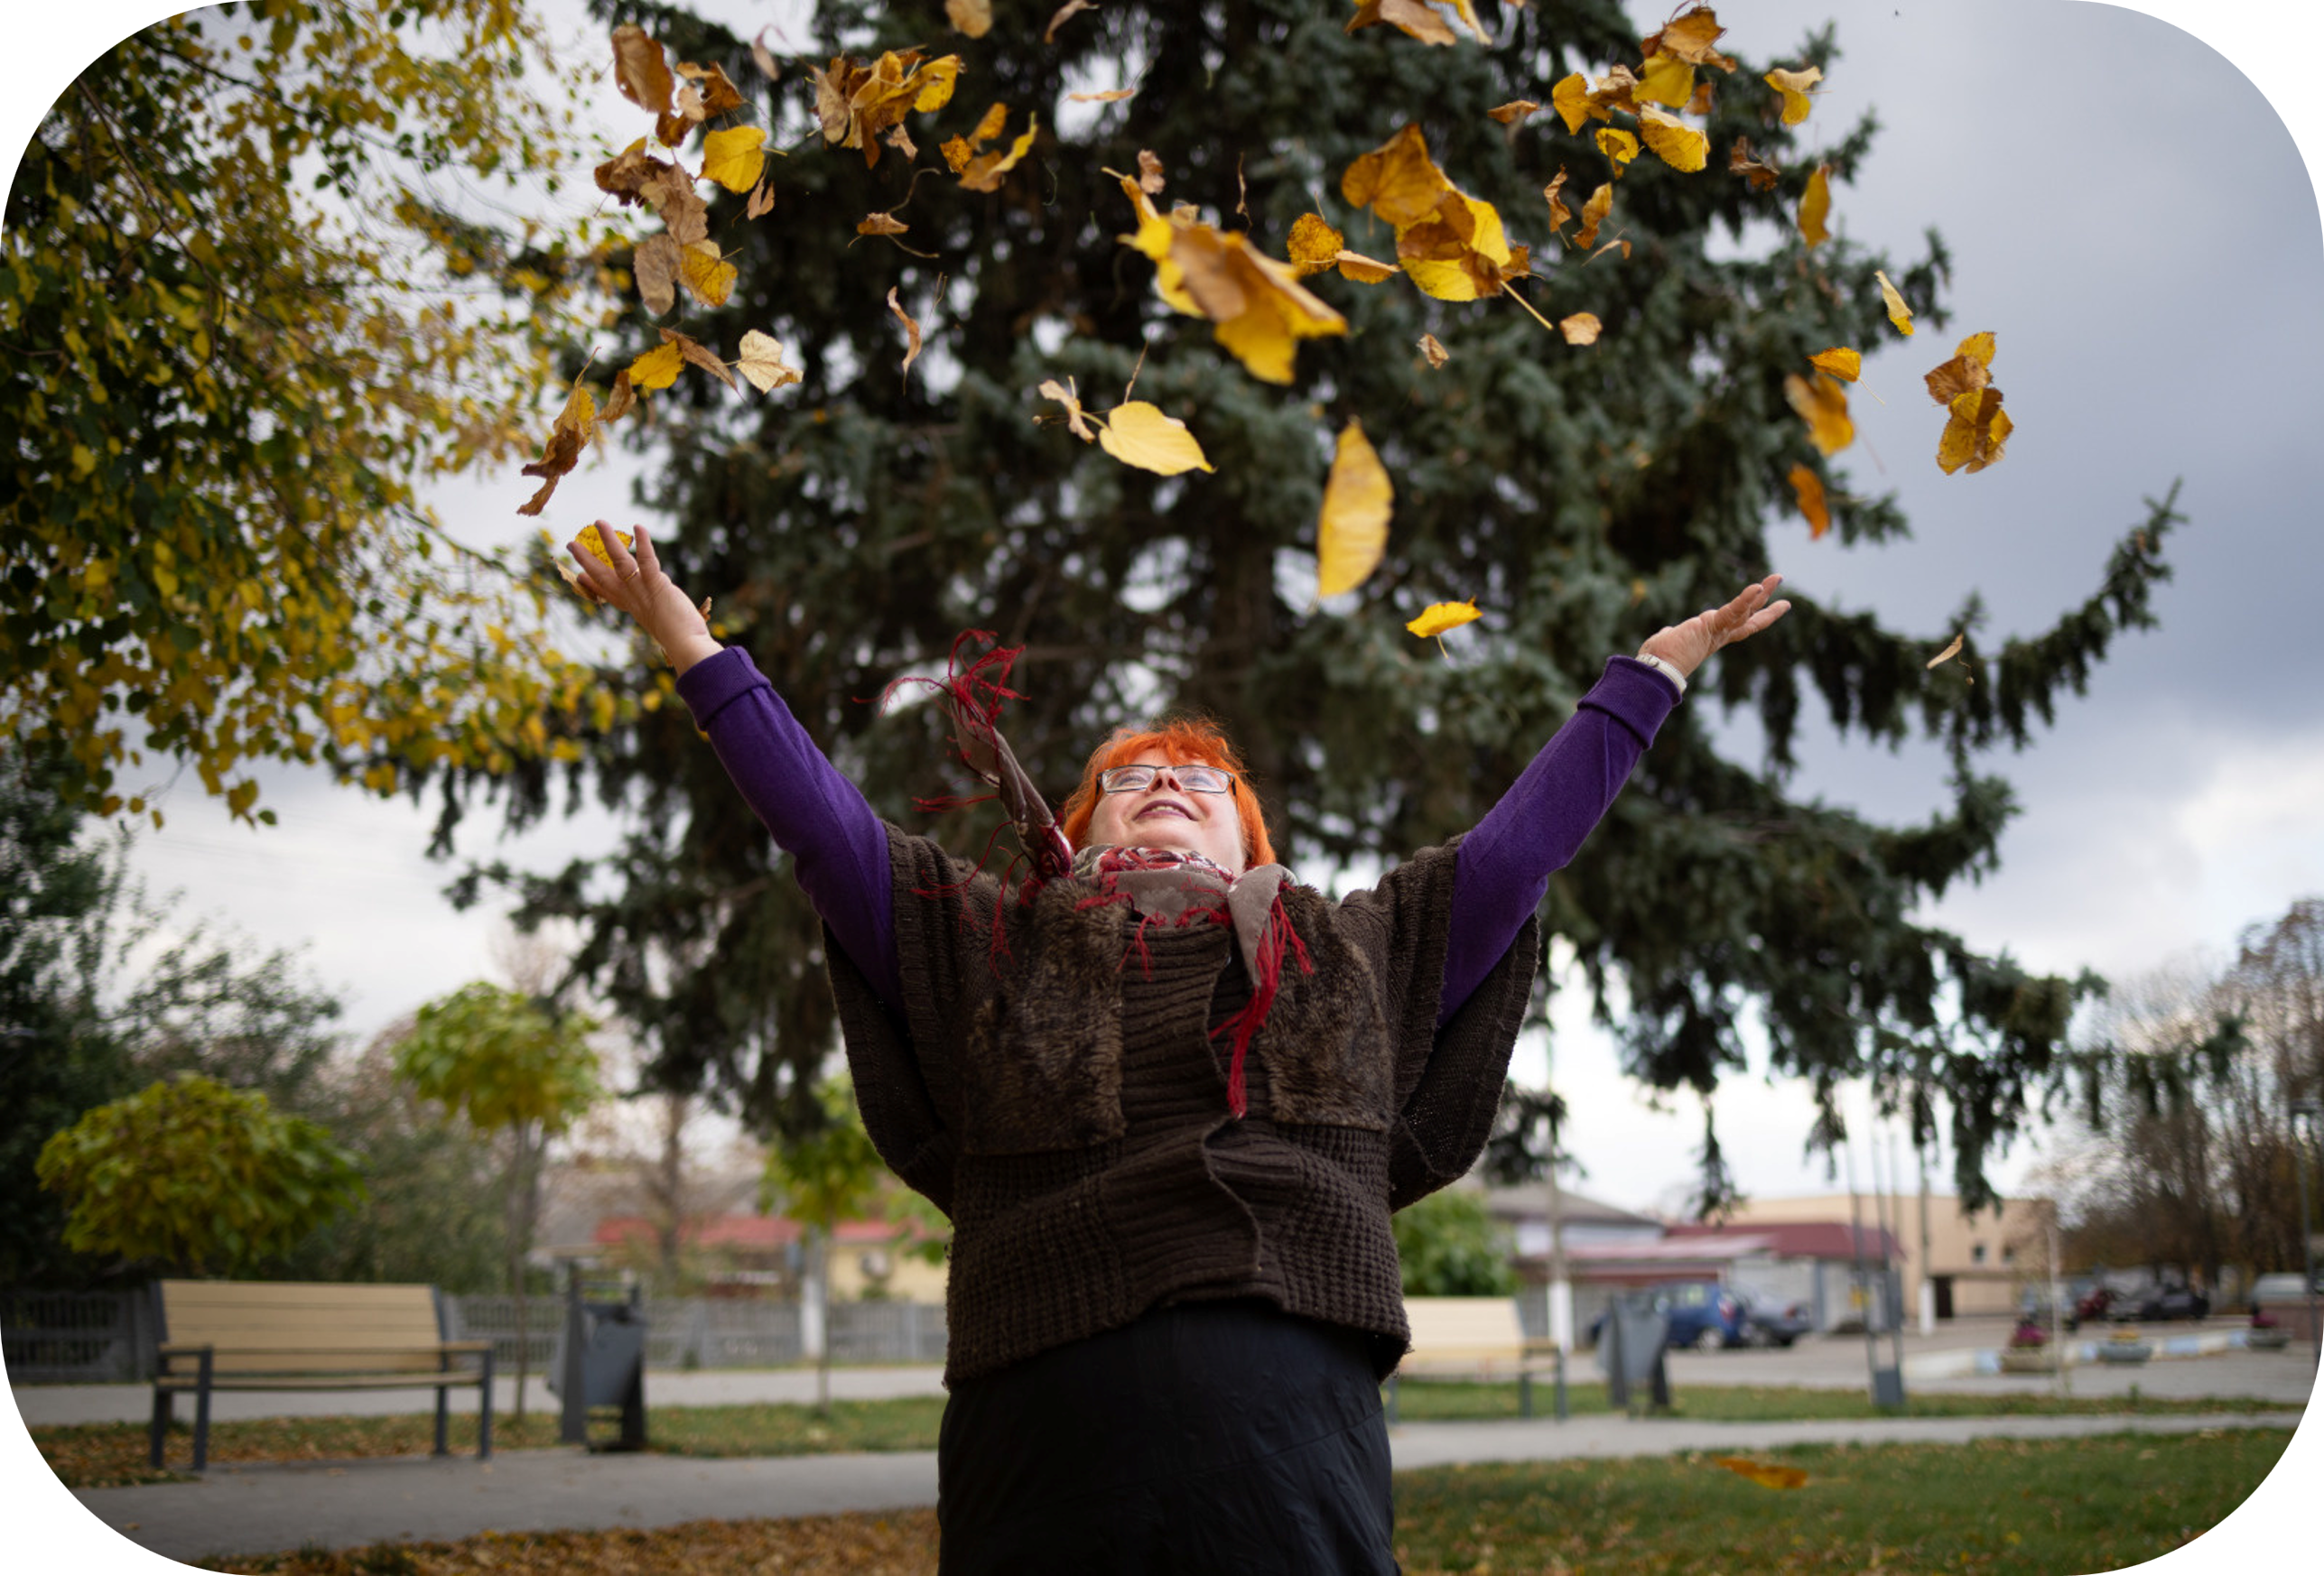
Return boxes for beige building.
[1712,1191,2059,1320]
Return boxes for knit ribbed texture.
[828,825,1538,1385]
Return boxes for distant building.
[1706,1192,2059,1320]
[590,1212,947,1303]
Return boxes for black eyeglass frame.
[1097,764,1237,795]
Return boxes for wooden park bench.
[1386,1295,1566,1423]
[149,1280,496,1470]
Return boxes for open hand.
[1638,573,1790,680]
[565,522,720,675]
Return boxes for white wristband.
[1631,652,1688,696]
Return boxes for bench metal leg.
[149,1386,172,1469]
[477,1349,495,1460]
[191,1350,214,1472]
[1520,1371,1533,1419]
[433,1383,451,1457]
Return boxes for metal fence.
[3,1288,944,1383]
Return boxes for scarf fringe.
[1209,891,1315,1118]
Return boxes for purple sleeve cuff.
[1437,656,1679,1024]
[676,647,903,1012]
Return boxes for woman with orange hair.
[572,524,1786,1575]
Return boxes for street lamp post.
[2292,1099,2321,1374]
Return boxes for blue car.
[1593,1281,1810,1351]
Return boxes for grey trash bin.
[551,1273,647,1451]
[1603,1296,1672,1414]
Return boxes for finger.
[597,519,640,580]
[631,523,661,579]
[567,537,619,596]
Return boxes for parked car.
[1735,1294,1813,1348]
[1586,1281,1808,1352]
[2131,1284,2208,1322]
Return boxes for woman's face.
[1084,756,1247,876]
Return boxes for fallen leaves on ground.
[1315,419,1392,598]
[1711,1455,1810,1490]
[191,1511,945,1575]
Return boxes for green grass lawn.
[1383,1373,2302,1424]
[177,1430,2299,1576]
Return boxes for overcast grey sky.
[9,0,2322,1211]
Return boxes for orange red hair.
[1057,718,1277,868]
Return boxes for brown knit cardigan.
[824,825,1538,1386]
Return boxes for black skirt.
[936,1299,1399,1574]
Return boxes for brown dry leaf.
[946,0,994,37]
[1596,126,1641,173]
[594,139,670,206]
[888,289,924,383]
[1094,400,1213,475]
[1923,330,1996,403]
[675,60,746,121]
[1038,376,1096,442]
[600,368,637,424]
[1558,311,1602,346]
[1118,176,1347,384]
[639,162,709,246]
[1927,633,1965,669]
[1798,162,1831,249]
[679,240,737,307]
[634,234,681,316]
[1574,182,1613,249]
[664,326,739,393]
[949,105,1040,192]
[1315,419,1393,598]
[750,26,781,81]
[737,329,801,393]
[1788,463,1829,540]
[1489,99,1541,126]
[1808,347,1861,382]
[516,375,597,517]
[1139,149,1166,194]
[746,180,776,219]
[858,211,911,239]
[1711,1455,1809,1490]
[1407,598,1481,639]
[1643,5,1738,70]
[612,24,674,117]
[1938,387,2011,474]
[809,50,961,168]
[1418,333,1448,367]
[1343,125,1524,301]
[1785,371,1855,456]
[1046,1,1096,42]
[1636,105,1707,172]
[1543,169,1572,234]
[1765,65,1822,126]
[1068,87,1139,103]
[1685,79,1716,116]
[1728,135,1780,190]
[1347,0,1459,46]
[1875,269,1915,336]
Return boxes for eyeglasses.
[1098,764,1234,795]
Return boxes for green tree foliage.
[35,1071,365,1277]
[1393,1188,1519,1298]
[461,2,2175,1206]
[395,980,599,1417]
[2,0,624,827]
[759,1073,885,1413]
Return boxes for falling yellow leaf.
[1712,1456,1809,1490]
[1069,87,1139,103]
[888,289,924,383]
[612,24,674,117]
[1407,599,1482,639]
[950,106,1039,192]
[1764,65,1822,126]
[1574,183,1613,249]
[945,0,993,36]
[1875,270,1915,336]
[1346,0,1459,46]
[1094,400,1213,476]
[1924,330,1996,403]
[1341,123,1455,228]
[1038,377,1096,442]
[1785,372,1854,456]
[1343,125,1525,301]
[1788,463,1830,539]
[1550,73,1610,134]
[1046,0,1096,43]
[1635,106,1707,172]
[809,50,960,167]
[679,240,737,307]
[1287,213,1348,276]
[1937,387,2012,474]
[1809,347,1861,382]
[628,341,685,392]
[1489,99,1541,126]
[1927,633,1965,669]
[572,523,635,568]
[702,126,767,192]
[737,329,801,393]
[1596,127,1641,172]
[1643,5,1738,70]
[1316,420,1392,599]
[1635,52,1696,109]
[1118,177,1347,384]
[1559,312,1603,346]
[1543,169,1572,234]
[1799,163,1831,248]
[1418,333,1448,368]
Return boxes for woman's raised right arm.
[567,524,903,1014]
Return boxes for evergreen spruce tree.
[454,2,2179,1209]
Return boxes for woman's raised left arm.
[1436,574,1789,1023]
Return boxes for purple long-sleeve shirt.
[675,648,1678,1026]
